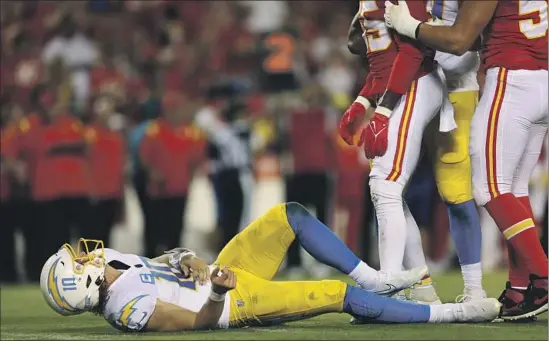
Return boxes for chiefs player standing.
[339,0,452,304]
[385,0,548,321]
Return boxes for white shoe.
[373,266,428,296]
[409,284,442,305]
[452,298,501,323]
[455,289,488,303]
[391,290,408,301]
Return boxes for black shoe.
[500,275,548,321]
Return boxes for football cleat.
[453,298,502,323]
[455,288,487,303]
[410,285,442,305]
[372,266,428,296]
[500,275,548,322]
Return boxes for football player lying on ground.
[40,203,501,332]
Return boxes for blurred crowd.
[0,1,547,283]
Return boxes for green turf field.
[1,271,546,340]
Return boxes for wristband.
[375,106,392,118]
[209,290,226,302]
[355,96,372,111]
[415,23,422,40]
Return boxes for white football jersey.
[101,249,231,332]
[427,0,480,93]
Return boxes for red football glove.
[338,97,371,145]
[360,108,391,159]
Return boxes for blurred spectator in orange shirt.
[0,104,25,283]
[15,96,90,278]
[139,92,205,258]
[84,94,126,247]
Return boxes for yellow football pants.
[426,90,478,204]
[214,204,347,327]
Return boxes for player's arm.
[378,0,430,113]
[152,248,210,285]
[145,267,236,332]
[386,0,497,56]
[348,12,367,56]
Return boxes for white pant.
[470,67,549,206]
[369,71,445,185]
[369,71,445,271]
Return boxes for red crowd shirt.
[0,124,19,202]
[334,134,370,199]
[85,124,126,199]
[482,0,548,71]
[289,108,335,174]
[358,0,434,97]
[19,115,90,201]
[139,119,205,198]
[90,65,127,98]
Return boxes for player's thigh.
[215,203,295,280]
[370,75,442,186]
[470,68,542,206]
[512,124,549,197]
[229,273,347,327]
[434,90,478,204]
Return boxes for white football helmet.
[40,239,106,316]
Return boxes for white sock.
[349,261,380,290]
[428,304,456,323]
[371,179,406,272]
[461,263,483,293]
[403,201,428,270]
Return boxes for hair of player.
[90,280,110,316]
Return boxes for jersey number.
[519,0,548,39]
[359,1,392,53]
[263,33,295,73]
[140,257,197,291]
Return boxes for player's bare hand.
[182,256,210,285]
[210,266,236,295]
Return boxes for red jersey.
[0,124,19,202]
[85,125,126,199]
[22,115,90,201]
[357,0,435,97]
[140,119,205,198]
[90,65,127,99]
[483,0,548,70]
[334,134,369,198]
[289,108,335,173]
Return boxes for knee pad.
[435,158,473,204]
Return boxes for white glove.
[384,0,421,40]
